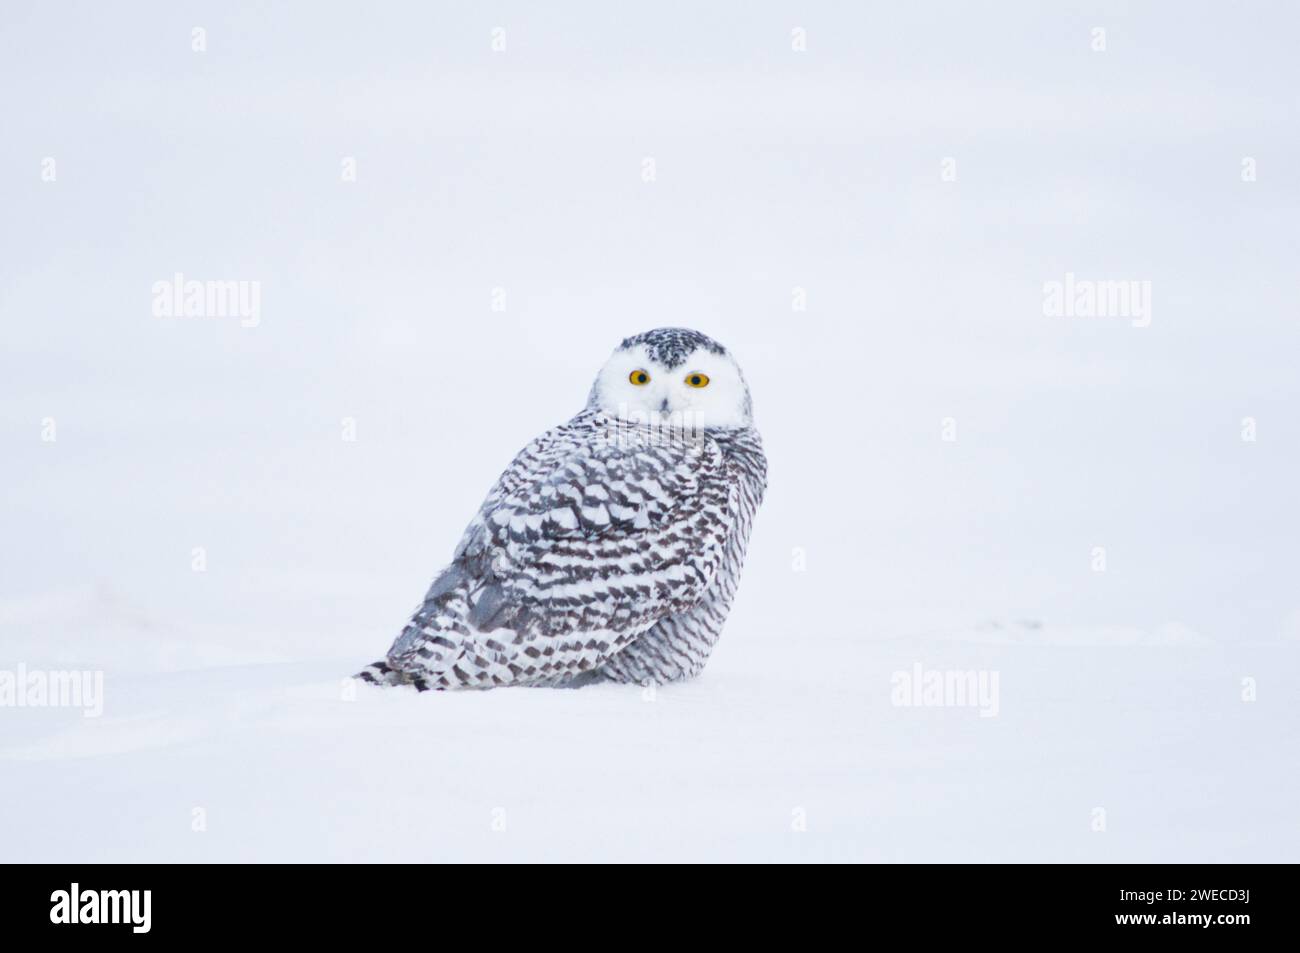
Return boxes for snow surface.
[3,592,1297,862]
[3,2,1299,861]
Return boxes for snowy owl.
[357,327,767,690]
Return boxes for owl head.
[588,327,753,430]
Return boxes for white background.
[2,1,1298,861]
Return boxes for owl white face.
[590,341,752,430]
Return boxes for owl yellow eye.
[684,372,710,388]
[629,369,651,385]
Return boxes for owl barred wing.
[383,410,735,688]
[467,418,733,630]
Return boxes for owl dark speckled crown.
[618,328,727,369]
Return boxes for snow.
[3,3,1299,861]
[2,591,1297,862]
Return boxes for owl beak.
[658,398,671,414]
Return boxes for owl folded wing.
[385,413,735,686]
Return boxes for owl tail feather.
[355,660,434,692]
